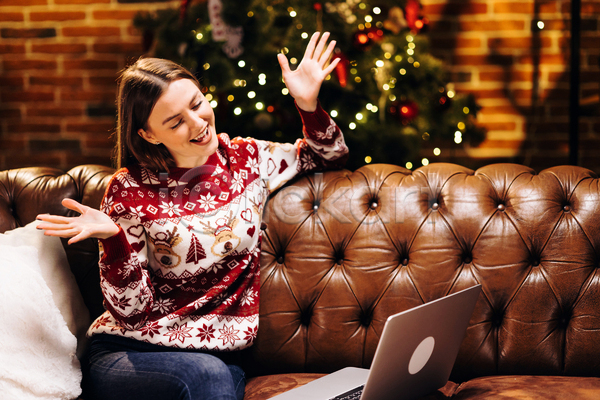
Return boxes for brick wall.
[0,0,179,169]
[422,0,600,172]
[1,0,599,172]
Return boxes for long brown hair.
[114,57,201,172]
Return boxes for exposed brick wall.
[0,0,179,169]
[422,0,600,172]
[1,0,599,173]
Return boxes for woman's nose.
[188,111,206,130]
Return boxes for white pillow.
[0,244,82,399]
[0,221,90,357]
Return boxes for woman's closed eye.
[171,119,183,130]
[192,101,202,110]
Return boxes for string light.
[281,88,289,95]
[463,107,470,114]
[227,95,234,101]
[454,131,463,144]
[433,148,441,156]
[301,32,309,39]
[234,107,242,115]
[373,7,381,14]
[405,162,413,169]
[196,33,203,40]
[422,158,429,166]
[365,156,372,163]
[457,122,466,130]
[349,122,357,130]
[255,102,264,110]
[356,113,364,120]
[330,110,338,117]
[210,100,218,108]
[247,91,256,98]
[399,68,407,75]
[375,60,384,67]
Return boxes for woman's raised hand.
[36,198,120,245]
[277,32,340,112]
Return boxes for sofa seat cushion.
[244,373,457,399]
[244,373,326,400]
[452,375,600,399]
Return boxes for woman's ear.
[138,128,159,145]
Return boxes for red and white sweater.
[87,104,348,351]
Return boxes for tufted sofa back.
[2,163,600,382]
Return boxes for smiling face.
[138,78,218,168]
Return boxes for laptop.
[268,284,482,400]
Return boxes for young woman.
[36,32,348,400]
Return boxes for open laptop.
[269,284,482,400]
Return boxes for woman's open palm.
[277,32,340,112]
[37,198,119,244]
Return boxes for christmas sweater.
[87,104,348,351]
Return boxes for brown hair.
[114,57,201,172]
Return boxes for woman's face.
[139,78,218,168]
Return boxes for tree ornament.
[390,100,419,123]
[404,0,428,33]
[179,0,191,22]
[332,49,349,88]
[435,91,452,112]
[352,27,382,51]
[383,6,408,34]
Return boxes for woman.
[36,32,348,400]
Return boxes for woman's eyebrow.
[161,93,200,125]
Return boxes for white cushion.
[0,243,82,399]
[0,221,90,357]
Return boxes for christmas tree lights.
[134,0,485,170]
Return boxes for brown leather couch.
[2,163,600,399]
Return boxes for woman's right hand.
[36,198,120,245]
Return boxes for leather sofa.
[2,163,600,399]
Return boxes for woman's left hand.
[277,32,340,112]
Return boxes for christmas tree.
[134,0,485,170]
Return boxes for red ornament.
[313,2,322,11]
[404,0,428,33]
[352,27,384,51]
[332,50,349,87]
[390,100,419,123]
[180,0,191,21]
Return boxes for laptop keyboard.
[329,385,364,400]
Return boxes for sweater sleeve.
[257,101,348,193]
[97,170,155,330]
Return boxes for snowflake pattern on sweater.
[87,104,348,351]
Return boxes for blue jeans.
[85,334,246,400]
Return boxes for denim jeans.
[85,334,246,400]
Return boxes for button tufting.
[432,202,439,210]
[277,256,284,264]
[563,205,571,212]
[463,256,472,264]
[370,202,378,210]
[260,222,268,230]
[532,260,540,267]
[313,204,319,211]
[497,204,505,211]
[336,259,344,265]
[402,258,409,266]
